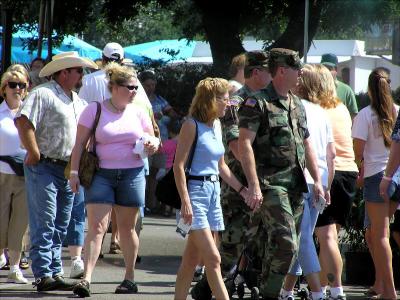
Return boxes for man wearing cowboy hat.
[14,51,98,292]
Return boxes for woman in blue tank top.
[174,78,248,300]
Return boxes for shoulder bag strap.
[185,119,198,174]
[91,102,102,155]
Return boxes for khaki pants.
[0,173,28,252]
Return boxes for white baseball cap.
[103,42,124,61]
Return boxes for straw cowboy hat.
[39,51,99,77]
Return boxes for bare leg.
[367,202,397,299]
[315,224,343,287]
[113,205,140,281]
[82,204,112,283]
[175,229,228,300]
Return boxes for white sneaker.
[69,259,84,279]
[0,253,7,269]
[7,269,29,284]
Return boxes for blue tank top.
[188,118,225,176]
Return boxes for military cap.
[245,50,269,69]
[269,48,303,70]
[321,53,338,67]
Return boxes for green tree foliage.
[83,0,185,48]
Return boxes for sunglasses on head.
[120,84,139,91]
[8,81,27,89]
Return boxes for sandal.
[115,279,138,294]
[109,242,122,254]
[364,288,379,297]
[19,253,30,270]
[73,279,91,298]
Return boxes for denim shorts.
[85,167,145,207]
[364,171,399,228]
[188,179,224,231]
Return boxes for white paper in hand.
[133,134,160,158]
[176,218,191,239]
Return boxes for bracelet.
[238,185,245,193]
[70,170,79,176]
[383,175,392,181]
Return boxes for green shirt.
[336,80,358,115]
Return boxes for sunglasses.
[68,67,84,74]
[120,84,139,91]
[8,81,27,89]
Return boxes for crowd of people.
[1,40,400,300]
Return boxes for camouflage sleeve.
[238,97,263,133]
[221,95,243,145]
[297,98,310,139]
[392,111,400,142]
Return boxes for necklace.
[109,99,124,113]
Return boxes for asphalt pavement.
[0,216,385,299]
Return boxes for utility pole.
[303,0,309,63]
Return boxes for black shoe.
[190,276,212,300]
[73,279,91,298]
[136,255,141,263]
[33,276,60,292]
[53,274,77,291]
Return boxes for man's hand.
[24,150,40,166]
[246,184,263,211]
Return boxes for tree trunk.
[268,0,323,57]
[1,7,13,73]
[195,1,245,77]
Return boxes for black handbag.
[0,155,25,176]
[155,120,198,209]
[65,102,101,188]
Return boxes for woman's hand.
[180,200,193,225]
[379,177,391,202]
[144,141,159,156]
[69,174,80,194]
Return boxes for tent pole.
[38,0,45,59]
[46,0,54,61]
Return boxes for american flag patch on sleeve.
[244,98,257,107]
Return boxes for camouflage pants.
[249,188,303,298]
[219,182,252,274]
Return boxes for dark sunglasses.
[120,84,139,91]
[68,67,84,74]
[8,81,27,89]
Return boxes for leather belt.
[187,175,219,182]
[40,154,68,167]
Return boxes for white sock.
[10,264,20,273]
[311,291,325,300]
[280,288,294,298]
[71,256,81,261]
[0,253,5,261]
[321,286,328,294]
[330,286,344,298]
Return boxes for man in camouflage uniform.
[220,50,272,274]
[238,48,324,300]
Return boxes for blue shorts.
[364,171,385,203]
[188,179,224,231]
[85,167,145,207]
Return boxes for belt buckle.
[210,175,218,182]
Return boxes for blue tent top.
[124,39,196,63]
[1,26,102,64]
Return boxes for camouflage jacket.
[238,83,308,193]
[221,84,252,166]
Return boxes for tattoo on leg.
[327,273,335,283]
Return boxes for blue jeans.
[288,184,321,276]
[24,161,74,279]
[66,186,85,246]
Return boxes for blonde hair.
[7,64,30,85]
[314,64,340,109]
[229,53,246,78]
[104,62,137,93]
[368,68,396,148]
[189,77,229,123]
[0,70,29,99]
[296,64,321,104]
